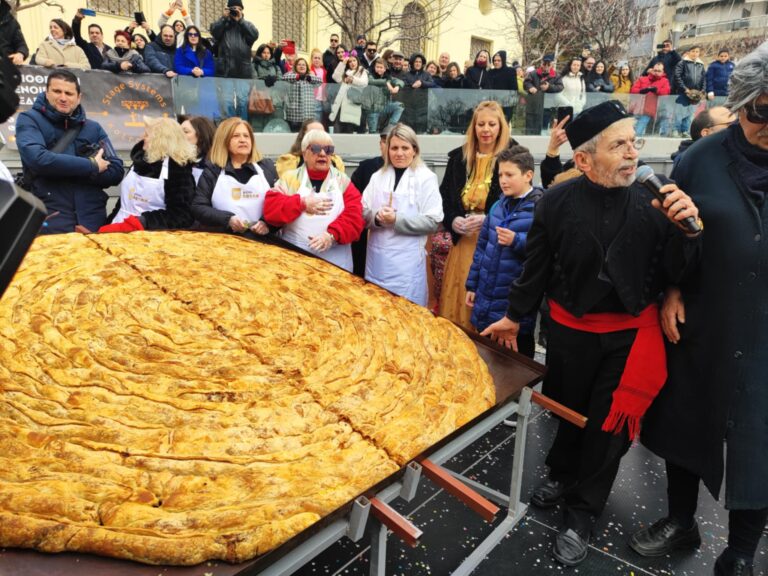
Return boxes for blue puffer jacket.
[705,59,734,97]
[466,187,544,333]
[16,91,124,233]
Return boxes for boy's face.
[498,161,532,197]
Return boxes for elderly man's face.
[578,121,640,188]
[303,140,334,171]
[438,52,450,68]
[740,94,768,151]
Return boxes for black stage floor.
[294,392,768,576]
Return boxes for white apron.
[113,158,169,224]
[210,164,270,225]
[365,168,428,306]
[280,169,353,271]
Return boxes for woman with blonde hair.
[438,100,518,329]
[192,117,277,237]
[34,19,90,69]
[99,117,196,232]
[362,123,443,305]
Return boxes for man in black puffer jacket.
[0,0,28,66]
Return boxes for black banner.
[2,66,173,151]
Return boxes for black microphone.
[636,165,701,234]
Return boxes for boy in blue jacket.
[465,145,543,357]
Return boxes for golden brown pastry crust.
[0,232,494,565]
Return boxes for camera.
[656,44,664,50]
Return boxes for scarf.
[548,299,666,440]
[106,47,138,63]
[725,123,768,206]
[52,36,75,46]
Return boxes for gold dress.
[439,153,494,331]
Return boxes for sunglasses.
[330,38,339,43]
[308,144,335,155]
[745,104,768,125]
[187,32,199,37]
[367,48,376,52]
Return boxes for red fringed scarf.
[548,299,667,440]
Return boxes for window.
[400,2,427,57]
[272,0,308,52]
[188,0,219,33]
[91,0,140,17]
[469,36,492,61]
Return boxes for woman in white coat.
[34,19,90,70]
[330,54,368,133]
[363,123,444,306]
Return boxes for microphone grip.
[640,174,701,235]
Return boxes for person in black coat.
[442,62,465,89]
[464,50,492,89]
[489,50,516,90]
[631,43,768,576]
[0,0,28,65]
[72,10,110,69]
[523,55,564,135]
[482,100,702,567]
[192,117,277,238]
[644,39,681,81]
[100,117,196,232]
[349,128,388,277]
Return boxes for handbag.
[248,86,275,115]
[347,86,364,105]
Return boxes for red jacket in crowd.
[630,72,671,117]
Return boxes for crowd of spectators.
[0,0,744,136]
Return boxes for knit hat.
[227,0,243,8]
[565,100,630,150]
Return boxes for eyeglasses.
[308,144,335,155]
[607,137,645,154]
[745,104,768,125]
[187,32,199,37]
[330,38,339,43]
[367,48,376,52]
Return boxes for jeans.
[381,101,404,127]
[674,100,694,135]
[635,115,652,136]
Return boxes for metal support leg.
[368,521,388,576]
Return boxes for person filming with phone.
[15,69,124,234]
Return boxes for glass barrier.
[173,76,732,139]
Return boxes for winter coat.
[174,44,215,77]
[642,126,768,509]
[283,71,323,123]
[253,52,283,83]
[209,15,258,78]
[101,47,150,74]
[330,62,368,125]
[705,59,734,97]
[322,48,339,84]
[362,74,403,112]
[0,6,29,58]
[673,57,706,95]
[645,49,681,81]
[489,50,517,90]
[610,73,632,94]
[34,38,90,69]
[72,15,110,69]
[523,67,563,93]
[586,72,615,93]
[464,51,492,89]
[439,140,519,245]
[107,141,195,229]
[630,72,671,117]
[192,158,277,231]
[15,91,124,233]
[466,187,544,333]
[442,75,465,89]
[559,72,586,113]
[143,38,176,74]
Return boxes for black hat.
[565,100,630,150]
[542,53,555,62]
[227,0,243,8]
[356,34,366,41]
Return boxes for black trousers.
[543,319,636,534]
[666,460,768,561]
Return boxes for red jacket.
[630,73,671,117]
[263,179,364,244]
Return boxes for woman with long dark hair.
[34,19,90,69]
[174,25,214,77]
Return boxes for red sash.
[548,299,667,440]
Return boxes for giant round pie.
[0,232,495,565]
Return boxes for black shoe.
[530,479,573,508]
[629,517,701,557]
[552,527,589,566]
[714,553,754,576]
